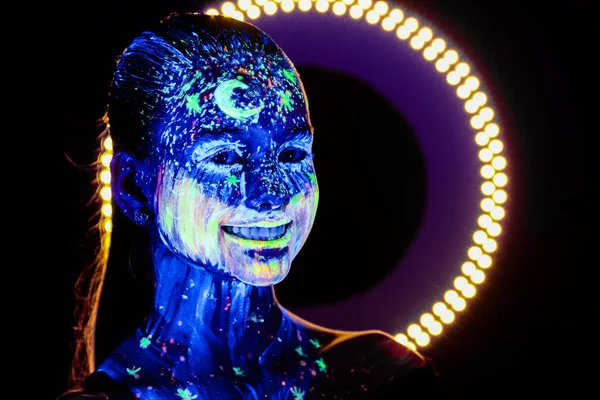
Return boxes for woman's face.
[152,57,318,286]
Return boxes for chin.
[229,250,292,286]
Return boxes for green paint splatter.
[295,346,307,357]
[291,386,305,400]
[315,357,327,372]
[139,336,151,349]
[310,338,321,348]
[126,366,141,377]
[225,174,240,187]
[186,93,202,115]
[176,388,198,400]
[279,90,294,112]
[283,69,297,84]
[214,79,263,120]
[233,367,245,376]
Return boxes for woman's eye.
[278,148,307,163]
[211,150,243,165]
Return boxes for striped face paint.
[153,46,318,286]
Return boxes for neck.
[142,245,283,359]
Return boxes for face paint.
[152,44,318,286]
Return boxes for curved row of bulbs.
[96,0,508,351]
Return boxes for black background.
[35,0,590,398]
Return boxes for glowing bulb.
[472,91,487,106]
[423,47,438,60]
[247,5,261,18]
[473,230,487,244]
[462,284,476,298]
[221,2,236,15]
[471,115,485,129]
[455,62,470,76]
[394,333,409,344]
[358,0,372,8]
[479,148,493,162]
[404,17,418,31]
[471,269,486,284]
[373,1,388,15]
[444,290,459,303]
[205,8,219,15]
[281,0,294,12]
[493,189,507,204]
[480,198,495,213]
[332,1,347,15]
[429,38,445,53]
[443,49,458,64]
[439,309,455,324]
[451,297,466,311]
[489,140,504,154]
[237,0,251,10]
[481,181,496,195]
[465,76,480,91]
[447,71,461,85]
[366,10,380,24]
[415,332,430,346]
[433,302,447,316]
[478,254,492,269]
[428,321,443,335]
[462,261,477,275]
[100,187,112,201]
[103,136,113,151]
[478,214,492,229]
[255,0,267,4]
[467,100,481,114]
[99,169,111,184]
[396,25,411,40]
[299,0,312,11]
[407,324,422,338]
[264,1,277,14]
[101,153,113,167]
[480,107,494,121]
[483,238,498,253]
[481,165,495,179]
[406,341,417,350]
[491,206,505,220]
[487,222,502,237]
[349,4,363,18]
[468,246,483,261]
[418,27,433,41]
[410,36,425,50]
[493,173,508,187]
[454,277,469,291]
[457,85,471,99]
[492,156,507,170]
[381,17,396,31]
[389,8,403,23]
[485,123,500,137]
[232,10,245,20]
[342,0,355,4]
[101,203,113,217]
[316,0,329,12]
[435,58,450,72]
[420,313,435,327]
[104,220,113,233]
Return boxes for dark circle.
[276,66,426,308]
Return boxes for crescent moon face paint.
[152,30,318,286]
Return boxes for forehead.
[157,48,310,152]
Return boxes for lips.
[222,222,291,241]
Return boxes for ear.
[110,151,153,225]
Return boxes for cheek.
[156,172,229,264]
[289,180,319,253]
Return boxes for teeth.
[223,223,289,240]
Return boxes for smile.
[222,222,291,241]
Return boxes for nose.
[244,167,290,212]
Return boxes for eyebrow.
[204,124,314,137]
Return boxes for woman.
[60,12,440,399]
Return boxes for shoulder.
[317,330,442,396]
[56,372,136,400]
